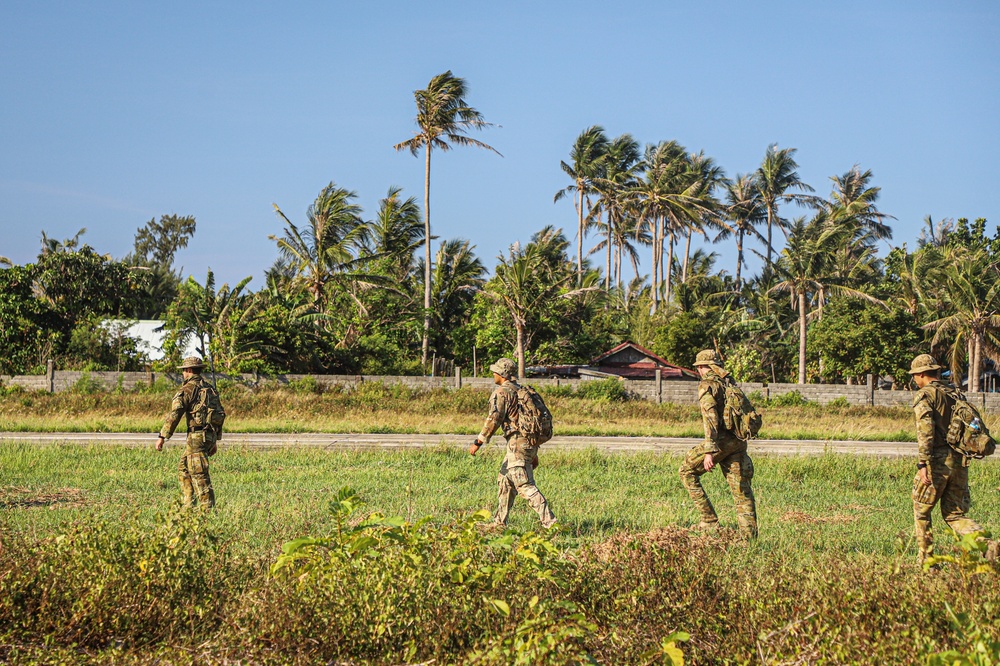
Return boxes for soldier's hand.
[469,440,482,456]
[918,465,932,486]
[155,436,165,452]
[532,455,540,469]
[703,453,716,472]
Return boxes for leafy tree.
[63,316,147,372]
[0,265,59,374]
[123,214,197,318]
[811,300,922,385]
[394,70,500,368]
[34,245,148,322]
[417,239,485,362]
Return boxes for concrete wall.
[4,369,999,414]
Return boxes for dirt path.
[0,432,918,457]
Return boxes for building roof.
[590,341,698,379]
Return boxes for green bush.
[575,378,631,402]
[287,375,323,394]
[69,371,106,395]
[768,390,810,407]
[827,396,851,408]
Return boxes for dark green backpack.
[191,382,226,455]
[513,384,554,445]
[941,385,996,459]
[720,379,762,440]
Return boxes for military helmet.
[908,353,943,375]
[489,357,517,379]
[177,356,206,371]
[693,349,723,367]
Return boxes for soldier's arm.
[477,390,507,444]
[913,392,935,463]
[698,383,722,455]
[158,391,187,440]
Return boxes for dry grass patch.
[0,486,87,510]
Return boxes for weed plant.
[3,443,1000,663]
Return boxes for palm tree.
[554,126,609,279]
[923,247,1000,393]
[39,228,87,257]
[825,166,894,241]
[394,71,500,368]
[754,146,816,270]
[588,134,641,292]
[768,217,882,384]
[269,182,369,311]
[716,174,766,291]
[362,186,424,279]
[680,152,725,284]
[488,235,598,378]
[418,239,486,359]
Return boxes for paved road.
[0,432,919,457]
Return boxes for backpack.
[512,384,554,445]
[718,378,762,440]
[191,381,226,455]
[940,385,996,460]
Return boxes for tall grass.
[0,381,972,441]
[2,443,1000,662]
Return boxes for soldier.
[678,349,758,539]
[909,353,997,564]
[468,357,557,529]
[155,356,223,509]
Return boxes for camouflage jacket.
[159,375,216,442]
[697,370,742,455]
[478,381,521,444]
[913,380,954,463]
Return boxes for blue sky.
[2,1,997,288]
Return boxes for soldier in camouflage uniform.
[469,357,557,529]
[678,349,758,539]
[909,354,998,564]
[155,356,218,509]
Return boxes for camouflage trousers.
[496,454,556,528]
[179,431,215,510]
[679,445,757,539]
[912,452,981,563]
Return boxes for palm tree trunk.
[605,214,612,291]
[665,232,675,305]
[577,188,584,279]
[967,337,974,390]
[659,225,666,303]
[651,216,660,313]
[516,320,526,380]
[422,144,432,369]
[972,333,982,393]
[682,229,692,284]
[798,290,807,385]
[766,203,775,270]
[735,229,744,291]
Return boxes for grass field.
[3,380,986,441]
[3,441,1000,664]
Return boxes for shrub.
[828,396,851,408]
[287,375,323,395]
[768,390,810,407]
[575,378,631,402]
[69,371,106,395]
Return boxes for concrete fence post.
[46,359,55,393]
[655,368,662,404]
[866,373,874,406]
[455,366,462,389]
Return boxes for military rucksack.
[939,385,996,460]
[191,381,226,455]
[718,378,762,440]
[511,384,554,445]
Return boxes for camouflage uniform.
[910,355,984,563]
[679,350,758,538]
[479,359,556,528]
[159,366,218,509]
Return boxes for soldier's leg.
[187,452,215,510]
[495,460,517,526]
[679,447,718,525]
[511,464,557,528]
[940,463,982,539]
[178,455,195,508]
[912,469,939,564]
[721,452,758,539]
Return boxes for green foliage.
[575,378,631,402]
[651,310,713,369]
[62,316,147,371]
[287,375,323,394]
[925,603,1000,666]
[726,343,766,383]
[811,300,922,385]
[828,396,851,408]
[0,507,230,648]
[69,372,106,395]
[768,390,810,407]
